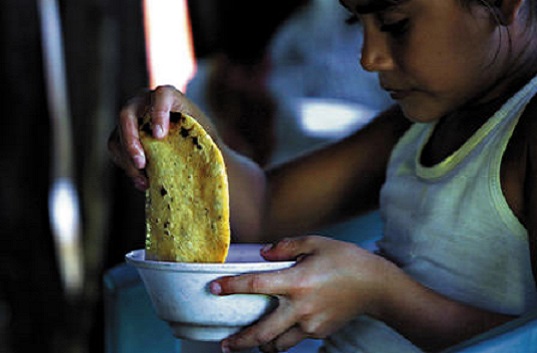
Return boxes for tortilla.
[140,112,230,263]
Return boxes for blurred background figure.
[186,0,309,166]
[187,0,393,167]
[267,0,393,164]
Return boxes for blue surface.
[104,264,180,353]
[319,210,384,249]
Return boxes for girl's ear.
[496,0,525,25]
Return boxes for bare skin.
[108,0,537,351]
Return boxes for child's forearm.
[374,268,515,352]
[221,145,268,242]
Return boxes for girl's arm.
[373,268,515,351]
[260,105,410,240]
[524,101,537,285]
[218,104,410,242]
[213,237,515,353]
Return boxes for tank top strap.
[416,75,537,180]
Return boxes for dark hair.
[462,0,536,27]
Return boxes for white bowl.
[125,244,294,341]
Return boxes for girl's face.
[341,0,510,122]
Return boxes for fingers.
[107,127,148,190]
[261,236,324,262]
[259,326,307,353]
[213,236,340,352]
[211,237,328,296]
[112,85,184,190]
[118,94,148,169]
[222,299,298,352]
[211,266,295,296]
[149,85,178,139]
[117,85,180,168]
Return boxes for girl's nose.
[360,28,395,72]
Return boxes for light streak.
[143,0,197,92]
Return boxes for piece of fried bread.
[140,112,230,263]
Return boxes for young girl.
[108,0,537,352]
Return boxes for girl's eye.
[345,14,360,25]
[380,18,409,36]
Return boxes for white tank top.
[323,75,537,353]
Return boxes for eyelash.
[380,19,409,36]
[345,14,409,38]
[345,14,360,25]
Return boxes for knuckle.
[235,330,272,348]
[153,84,177,96]
[152,85,167,94]
[126,141,141,155]
[302,234,322,247]
[124,168,141,180]
[217,276,239,294]
[292,276,313,297]
[299,299,316,314]
[160,84,176,90]
[295,304,326,338]
[300,320,323,338]
[252,331,276,346]
[249,274,267,293]
[151,109,169,119]
[119,105,136,123]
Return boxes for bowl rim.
[125,245,295,274]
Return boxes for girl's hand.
[107,85,214,190]
[210,236,400,353]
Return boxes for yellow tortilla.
[140,112,230,263]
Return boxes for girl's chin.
[398,102,444,124]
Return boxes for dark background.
[0,0,307,352]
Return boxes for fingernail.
[261,243,273,253]
[221,341,231,353]
[154,124,164,139]
[133,154,145,169]
[210,281,222,295]
[134,176,148,190]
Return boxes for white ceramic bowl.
[125,244,294,341]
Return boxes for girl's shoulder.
[516,94,537,144]
[522,95,537,175]
[517,94,537,278]
[500,95,537,227]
